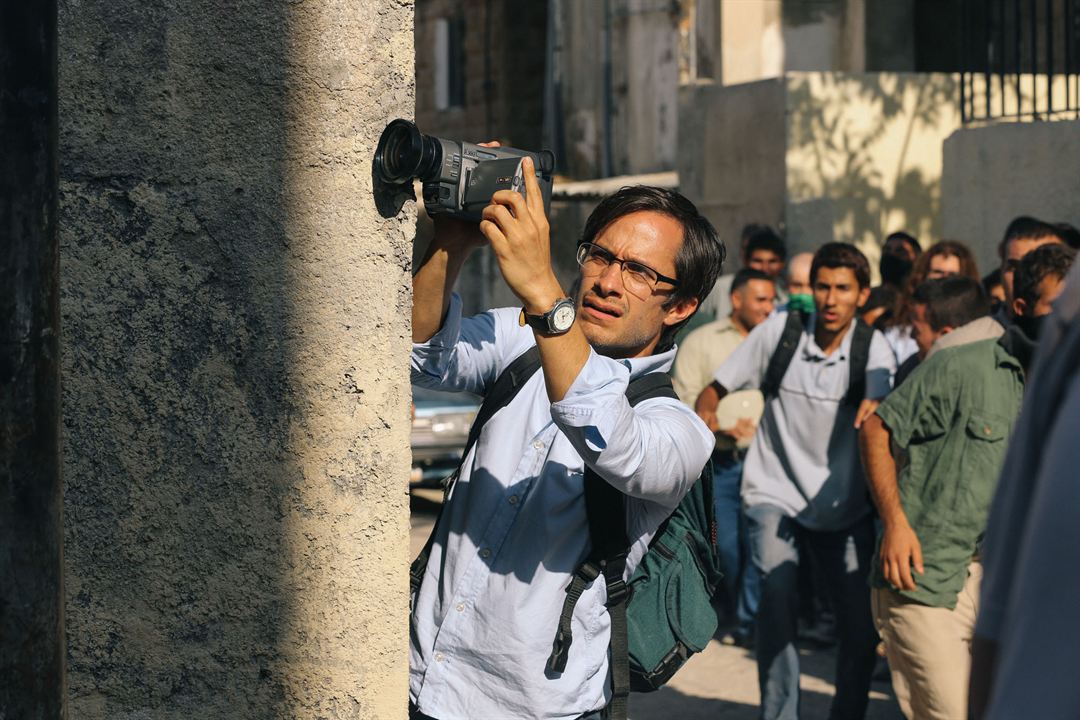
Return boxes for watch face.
[551,303,576,332]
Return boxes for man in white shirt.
[409,159,726,720]
[695,243,896,720]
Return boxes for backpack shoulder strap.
[843,320,874,406]
[548,371,677,720]
[463,346,542,452]
[410,345,542,598]
[761,311,808,400]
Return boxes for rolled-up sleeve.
[866,330,898,400]
[550,349,714,509]
[713,313,782,392]
[411,293,505,395]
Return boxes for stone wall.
[58,1,413,718]
[677,78,787,266]
[942,120,1080,274]
[784,72,960,264]
[679,72,962,274]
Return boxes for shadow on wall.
[785,73,960,267]
[59,0,414,717]
[59,2,296,717]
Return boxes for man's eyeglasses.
[575,242,680,300]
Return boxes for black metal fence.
[960,0,1080,123]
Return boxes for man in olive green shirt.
[858,271,1050,720]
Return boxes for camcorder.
[372,118,556,223]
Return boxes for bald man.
[785,252,814,312]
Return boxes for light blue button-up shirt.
[409,294,714,720]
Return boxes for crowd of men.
[407,155,1079,720]
[679,218,1076,720]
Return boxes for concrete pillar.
[59,1,413,718]
[0,4,65,719]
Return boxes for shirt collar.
[714,316,740,334]
[801,314,856,364]
[617,345,677,378]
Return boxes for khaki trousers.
[871,561,982,720]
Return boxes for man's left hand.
[478,157,563,313]
[854,398,880,429]
[719,417,756,444]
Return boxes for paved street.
[411,492,904,720]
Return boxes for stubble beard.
[580,316,657,359]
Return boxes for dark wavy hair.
[579,185,726,350]
[911,276,990,331]
[892,240,980,327]
[998,216,1062,262]
[810,242,872,289]
[1014,243,1077,309]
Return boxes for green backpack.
[411,347,723,720]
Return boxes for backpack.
[410,347,723,720]
[760,310,874,405]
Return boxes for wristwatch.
[519,297,577,335]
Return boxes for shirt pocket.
[954,411,1009,520]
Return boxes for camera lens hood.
[374,119,424,184]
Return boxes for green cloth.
[872,338,1024,609]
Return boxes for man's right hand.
[880,520,924,591]
[412,141,501,344]
[432,215,488,251]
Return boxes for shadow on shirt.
[425,462,661,585]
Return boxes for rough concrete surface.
[942,120,1080,274]
[59,1,414,717]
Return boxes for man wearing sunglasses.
[409,156,726,720]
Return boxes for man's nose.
[595,262,624,294]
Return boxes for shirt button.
[456,603,465,612]
[435,652,445,662]
[533,440,545,450]
[480,548,491,559]
[983,426,992,436]
[508,495,519,505]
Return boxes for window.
[434,15,466,110]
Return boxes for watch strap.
[518,297,574,335]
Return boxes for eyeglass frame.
[575,242,681,296]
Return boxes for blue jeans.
[746,504,878,720]
[713,458,760,637]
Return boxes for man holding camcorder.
[405,135,724,718]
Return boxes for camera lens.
[374,119,443,184]
[375,120,421,183]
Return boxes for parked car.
[411,386,480,488]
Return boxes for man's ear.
[857,286,871,308]
[663,296,699,328]
[1012,297,1027,318]
[730,289,743,313]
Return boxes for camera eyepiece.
[374,119,441,184]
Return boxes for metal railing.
[960,0,1080,123]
